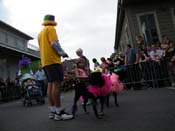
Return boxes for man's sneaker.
[54,110,74,121]
[54,113,62,121]
[49,112,55,119]
[61,111,74,120]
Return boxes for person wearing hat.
[38,14,73,121]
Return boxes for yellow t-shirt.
[38,26,61,67]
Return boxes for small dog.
[72,72,111,119]
[106,72,123,107]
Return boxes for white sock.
[49,106,56,112]
[55,107,62,114]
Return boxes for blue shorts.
[43,64,64,82]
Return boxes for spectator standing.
[125,44,140,90]
[162,35,171,45]
[38,14,73,121]
[138,49,148,62]
[76,48,90,75]
[164,41,175,87]
[34,66,46,96]
[113,52,125,67]
[150,44,162,62]
[125,44,139,65]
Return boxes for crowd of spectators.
[94,35,175,89]
[0,76,21,102]
[62,35,175,91]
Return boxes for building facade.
[114,0,175,52]
[0,20,40,80]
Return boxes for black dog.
[72,72,107,119]
[106,92,119,107]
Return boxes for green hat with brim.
[42,14,57,26]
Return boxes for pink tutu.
[87,73,112,97]
[110,73,123,93]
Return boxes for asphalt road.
[0,87,175,131]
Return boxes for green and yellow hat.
[42,14,57,26]
[91,67,102,73]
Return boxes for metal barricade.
[123,59,174,89]
[0,86,21,102]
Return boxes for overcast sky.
[0,0,118,69]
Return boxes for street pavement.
[0,87,175,131]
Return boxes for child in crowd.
[72,58,89,115]
[100,57,109,74]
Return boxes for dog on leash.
[72,71,111,119]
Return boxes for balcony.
[0,20,39,59]
[0,32,39,58]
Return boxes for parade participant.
[75,48,90,106]
[38,14,73,121]
[72,57,89,116]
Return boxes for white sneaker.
[54,113,62,121]
[49,112,55,119]
[61,112,74,120]
[54,110,73,121]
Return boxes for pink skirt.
[110,73,123,93]
[87,73,112,97]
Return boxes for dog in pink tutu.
[72,70,112,119]
[72,68,123,119]
[106,72,124,107]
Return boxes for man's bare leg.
[47,83,56,119]
[47,83,54,106]
[52,81,61,108]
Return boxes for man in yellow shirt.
[38,14,73,121]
